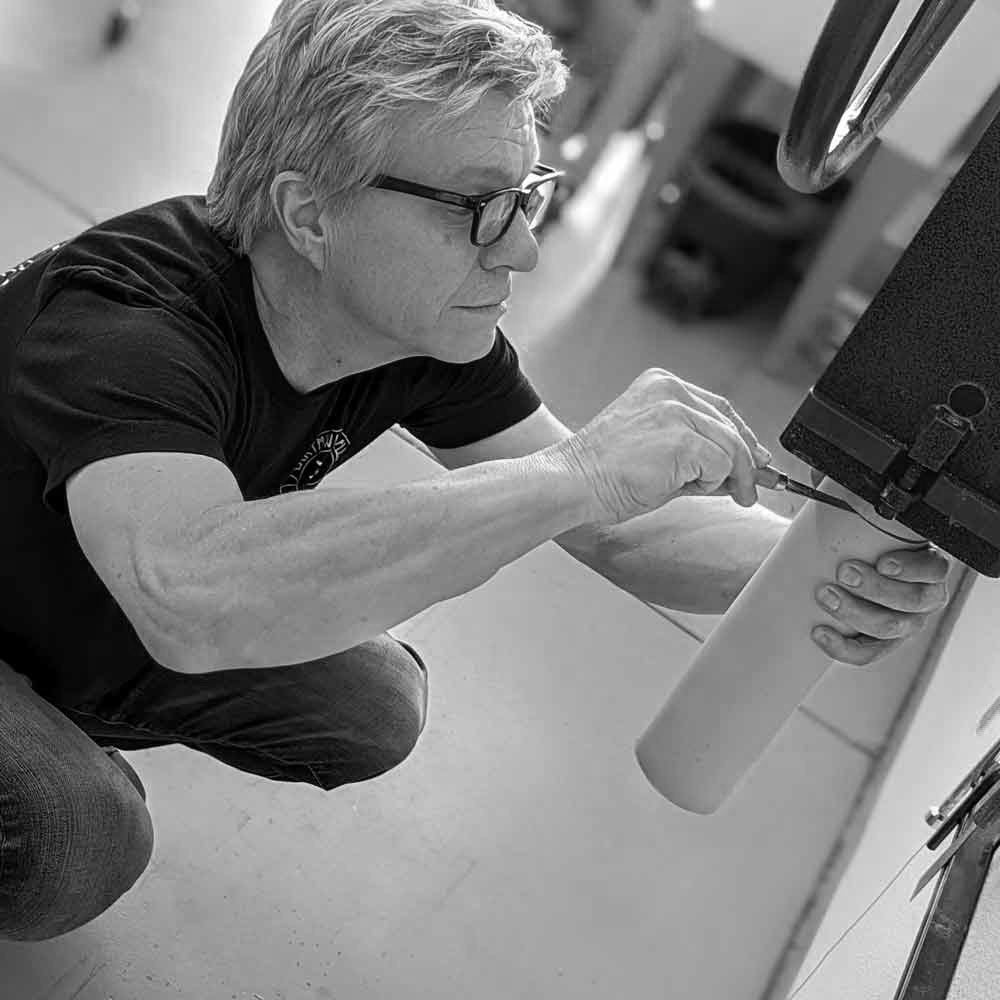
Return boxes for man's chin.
[440,322,497,363]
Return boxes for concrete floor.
[0,4,945,998]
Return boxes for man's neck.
[247,242,405,393]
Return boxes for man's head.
[207,0,568,370]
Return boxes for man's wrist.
[528,440,605,529]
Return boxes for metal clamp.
[875,403,975,518]
[790,390,981,523]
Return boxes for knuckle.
[641,374,675,403]
[635,369,664,394]
[876,617,896,639]
[835,639,869,667]
[855,634,890,665]
[886,616,908,638]
[846,648,873,668]
[657,399,686,419]
[856,646,883,667]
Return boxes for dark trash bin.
[644,118,848,319]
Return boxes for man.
[0,0,949,941]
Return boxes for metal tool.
[896,743,1000,998]
[925,732,1000,829]
[897,814,998,999]
[755,465,859,514]
[912,771,1000,900]
[911,733,1000,900]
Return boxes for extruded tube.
[635,480,926,814]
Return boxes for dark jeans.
[0,634,427,941]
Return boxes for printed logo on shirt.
[280,428,351,492]
[0,241,67,290]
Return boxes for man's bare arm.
[429,390,949,660]
[555,497,789,615]
[67,371,770,675]
[68,450,592,674]
[428,401,786,615]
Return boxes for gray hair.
[206,0,568,255]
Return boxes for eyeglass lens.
[476,177,557,245]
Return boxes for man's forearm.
[143,452,592,672]
[556,496,790,614]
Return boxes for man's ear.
[269,171,328,271]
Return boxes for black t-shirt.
[0,195,541,704]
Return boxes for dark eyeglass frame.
[369,163,565,248]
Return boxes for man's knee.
[309,636,428,790]
[0,760,154,941]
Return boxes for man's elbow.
[133,625,217,674]
[128,546,230,674]
[128,595,229,674]
[554,520,616,567]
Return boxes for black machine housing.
[779,108,1000,576]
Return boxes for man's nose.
[478,209,539,272]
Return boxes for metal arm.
[776,0,977,193]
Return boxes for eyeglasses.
[369,163,564,248]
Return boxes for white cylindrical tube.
[635,480,927,814]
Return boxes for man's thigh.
[57,634,429,790]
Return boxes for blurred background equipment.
[642,117,849,319]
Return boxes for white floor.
[0,5,946,999]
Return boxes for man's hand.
[811,545,952,666]
[553,369,772,525]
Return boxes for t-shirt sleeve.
[8,285,233,512]
[399,328,542,449]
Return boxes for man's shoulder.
[59,195,235,286]
[10,195,251,391]
[25,195,251,345]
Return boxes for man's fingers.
[814,582,930,640]
[678,407,758,506]
[827,559,949,615]
[811,627,904,668]
[633,370,767,506]
[676,378,772,467]
[876,546,951,584]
